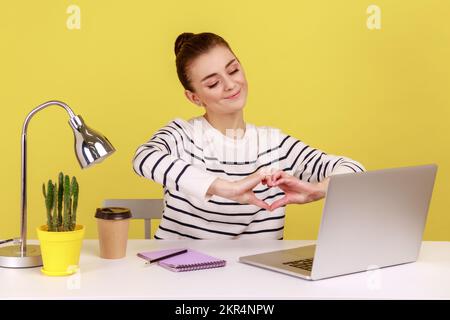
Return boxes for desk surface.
[1,240,449,300]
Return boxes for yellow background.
[0,1,448,240]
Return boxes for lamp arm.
[20,100,77,253]
[22,100,76,135]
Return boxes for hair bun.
[174,32,195,56]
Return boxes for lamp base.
[0,244,42,268]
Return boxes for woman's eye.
[207,69,239,88]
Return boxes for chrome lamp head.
[69,115,115,168]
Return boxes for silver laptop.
[239,164,438,281]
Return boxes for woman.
[132,32,365,240]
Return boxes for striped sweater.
[132,116,365,240]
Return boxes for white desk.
[1,240,449,300]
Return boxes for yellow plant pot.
[36,224,85,276]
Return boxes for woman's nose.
[223,75,236,91]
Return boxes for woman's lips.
[225,89,241,99]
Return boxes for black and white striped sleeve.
[132,121,218,201]
[282,134,366,183]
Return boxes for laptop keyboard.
[283,258,314,271]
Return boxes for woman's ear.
[184,90,203,106]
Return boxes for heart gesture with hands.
[263,170,330,211]
[207,167,329,212]
[207,168,273,211]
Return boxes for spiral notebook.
[137,248,226,272]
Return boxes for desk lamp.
[0,100,115,268]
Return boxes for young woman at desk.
[132,32,365,240]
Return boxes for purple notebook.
[137,248,226,272]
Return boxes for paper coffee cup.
[95,207,131,259]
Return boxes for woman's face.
[184,45,248,115]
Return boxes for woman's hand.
[264,170,330,211]
[207,169,271,211]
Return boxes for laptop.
[239,164,438,281]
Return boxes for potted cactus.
[36,172,85,276]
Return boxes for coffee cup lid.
[95,207,132,220]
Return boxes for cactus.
[63,174,71,231]
[52,183,58,231]
[43,180,54,231]
[71,177,78,231]
[42,172,80,232]
[58,172,63,228]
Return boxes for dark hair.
[174,32,236,92]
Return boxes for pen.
[145,249,188,264]
[0,239,15,245]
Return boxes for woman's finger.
[274,178,289,186]
[270,170,284,184]
[269,196,289,211]
[269,168,278,184]
[272,170,283,178]
[265,175,276,187]
[247,193,270,211]
[275,176,305,192]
